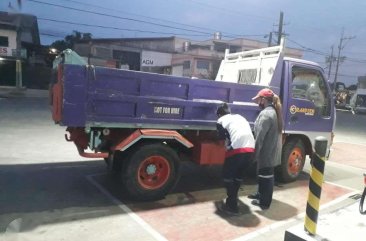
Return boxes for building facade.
[74,34,303,80]
[0,11,43,87]
[0,11,40,59]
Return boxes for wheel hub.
[138,155,171,190]
[146,164,157,175]
[288,147,303,175]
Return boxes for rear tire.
[277,138,305,183]
[121,143,180,201]
[106,152,123,178]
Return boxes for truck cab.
[215,40,335,181]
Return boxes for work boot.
[217,201,240,216]
[248,192,260,200]
[258,176,274,208]
[251,199,269,210]
[224,182,238,211]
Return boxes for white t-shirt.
[217,114,255,154]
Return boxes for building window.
[0,36,9,47]
[196,60,209,70]
[183,61,190,70]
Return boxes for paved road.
[0,97,365,241]
[333,109,366,145]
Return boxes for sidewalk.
[0,86,48,98]
[285,200,365,241]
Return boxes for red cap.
[252,88,274,100]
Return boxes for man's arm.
[216,123,227,140]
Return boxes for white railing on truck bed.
[215,38,285,86]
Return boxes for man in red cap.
[249,88,283,209]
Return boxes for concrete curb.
[0,86,48,98]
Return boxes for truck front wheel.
[122,143,180,201]
[277,138,305,183]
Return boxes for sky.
[1,0,366,86]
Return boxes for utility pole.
[15,13,23,89]
[268,32,273,47]
[10,1,24,90]
[277,11,284,45]
[334,29,355,90]
[328,45,334,80]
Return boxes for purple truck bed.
[60,64,279,130]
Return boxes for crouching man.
[216,103,255,215]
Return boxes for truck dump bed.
[52,64,275,130]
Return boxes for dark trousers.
[222,152,253,210]
[257,167,274,207]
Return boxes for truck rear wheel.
[122,143,180,201]
[105,152,123,177]
[277,138,305,183]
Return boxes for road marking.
[335,109,351,112]
[326,158,366,172]
[324,181,359,192]
[5,218,22,233]
[232,190,359,241]
[41,164,100,170]
[333,141,366,147]
[86,173,168,241]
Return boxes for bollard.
[360,173,366,215]
[304,136,327,235]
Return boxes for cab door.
[284,62,334,142]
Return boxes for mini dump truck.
[50,41,335,200]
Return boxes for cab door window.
[291,66,330,117]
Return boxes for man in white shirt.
[216,103,255,215]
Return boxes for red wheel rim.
[138,155,171,190]
[287,147,303,176]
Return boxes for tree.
[50,31,92,51]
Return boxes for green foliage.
[50,30,92,51]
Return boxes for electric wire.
[28,0,265,39]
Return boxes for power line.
[38,17,268,40]
[38,17,210,37]
[30,0,270,40]
[28,0,217,35]
[59,0,242,38]
[287,37,366,66]
[329,72,359,78]
[282,37,364,80]
[40,32,68,38]
[286,38,328,56]
[343,57,366,64]
[29,0,263,39]
[177,0,275,21]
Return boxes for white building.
[0,11,40,86]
